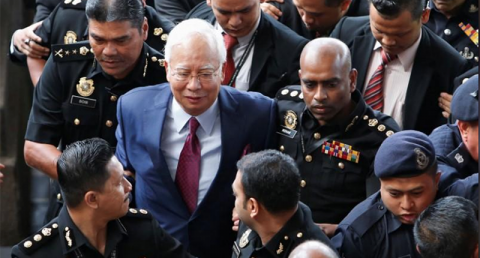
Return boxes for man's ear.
[341,0,352,14]
[249,198,259,218]
[349,68,358,92]
[416,244,421,255]
[457,120,470,143]
[84,191,99,209]
[142,17,149,41]
[206,0,212,7]
[421,8,430,24]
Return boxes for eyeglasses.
[171,68,220,83]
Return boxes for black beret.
[375,130,436,178]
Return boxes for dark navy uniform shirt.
[11,207,192,258]
[332,192,420,258]
[425,0,479,66]
[276,86,400,224]
[232,203,333,258]
[429,124,478,190]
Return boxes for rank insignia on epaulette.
[52,41,94,62]
[64,31,77,44]
[64,227,74,248]
[284,110,298,130]
[239,229,251,248]
[459,22,478,46]
[321,141,360,163]
[76,77,95,97]
[161,34,168,42]
[277,242,284,254]
[153,27,163,36]
[469,4,478,13]
[64,0,81,5]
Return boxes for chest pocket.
[319,156,366,195]
[62,101,100,146]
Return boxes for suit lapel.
[249,14,273,90]
[352,25,376,92]
[403,27,434,130]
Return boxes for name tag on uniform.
[70,95,96,108]
[276,126,297,139]
[233,242,241,258]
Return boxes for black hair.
[370,0,425,20]
[86,0,145,32]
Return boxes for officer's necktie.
[175,117,201,214]
[364,49,397,111]
[222,33,238,87]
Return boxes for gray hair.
[164,18,226,64]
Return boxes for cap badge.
[414,148,429,170]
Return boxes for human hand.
[317,223,338,237]
[439,92,453,119]
[260,0,283,20]
[12,21,50,59]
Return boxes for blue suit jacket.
[115,84,276,258]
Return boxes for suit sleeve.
[264,98,278,149]
[115,96,134,172]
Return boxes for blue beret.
[451,75,478,122]
[375,130,436,178]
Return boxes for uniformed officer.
[23,0,168,222]
[331,130,441,258]
[276,38,399,236]
[12,138,192,258]
[429,75,478,190]
[232,150,332,258]
[27,0,174,85]
[425,0,479,66]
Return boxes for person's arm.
[260,0,284,20]
[11,21,50,59]
[152,218,194,258]
[24,141,60,179]
[27,57,47,86]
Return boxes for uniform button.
[110,95,118,102]
[106,120,113,127]
[52,223,58,229]
[279,145,285,152]
[297,232,303,238]
[74,118,80,125]
[23,241,32,248]
[57,193,62,200]
[300,180,306,188]
[338,162,345,169]
[284,236,289,240]
[444,29,451,36]
[314,133,321,140]
[151,56,158,62]
[305,155,313,162]
[33,234,42,242]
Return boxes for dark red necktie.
[175,117,201,214]
[222,33,238,87]
[364,49,397,111]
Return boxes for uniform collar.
[57,207,128,256]
[377,195,413,234]
[373,29,422,72]
[170,97,219,136]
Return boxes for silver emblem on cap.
[414,148,429,170]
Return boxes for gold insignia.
[284,236,289,240]
[239,229,251,248]
[460,47,475,60]
[159,59,166,67]
[338,162,345,169]
[277,242,284,254]
[76,77,95,97]
[161,34,168,41]
[297,232,303,238]
[24,241,33,248]
[284,110,298,130]
[129,208,138,214]
[469,4,478,12]
[64,31,77,44]
[54,49,64,58]
[300,180,306,188]
[377,124,386,132]
[33,234,42,242]
[363,115,369,120]
[105,120,113,127]
[74,118,80,126]
[314,132,321,140]
[79,46,90,56]
[281,89,289,95]
[279,145,285,152]
[386,130,394,137]
[143,57,148,77]
[57,193,62,200]
[65,229,73,247]
[139,209,148,214]
[42,228,52,236]
[290,91,299,97]
[52,223,58,229]
[151,56,158,62]
[414,148,429,170]
[305,155,312,163]
[368,119,378,127]
[72,49,77,55]
[153,27,163,36]
[65,50,70,55]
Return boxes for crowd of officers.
[6,0,478,257]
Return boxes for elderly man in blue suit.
[115,18,277,258]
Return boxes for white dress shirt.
[363,30,422,129]
[216,16,261,91]
[161,97,222,206]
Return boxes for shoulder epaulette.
[124,208,152,219]
[361,111,397,138]
[275,85,304,102]
[52,40,94,62]
[61,0,87,9]
[17,220,60,254]
[146,47,166,68]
